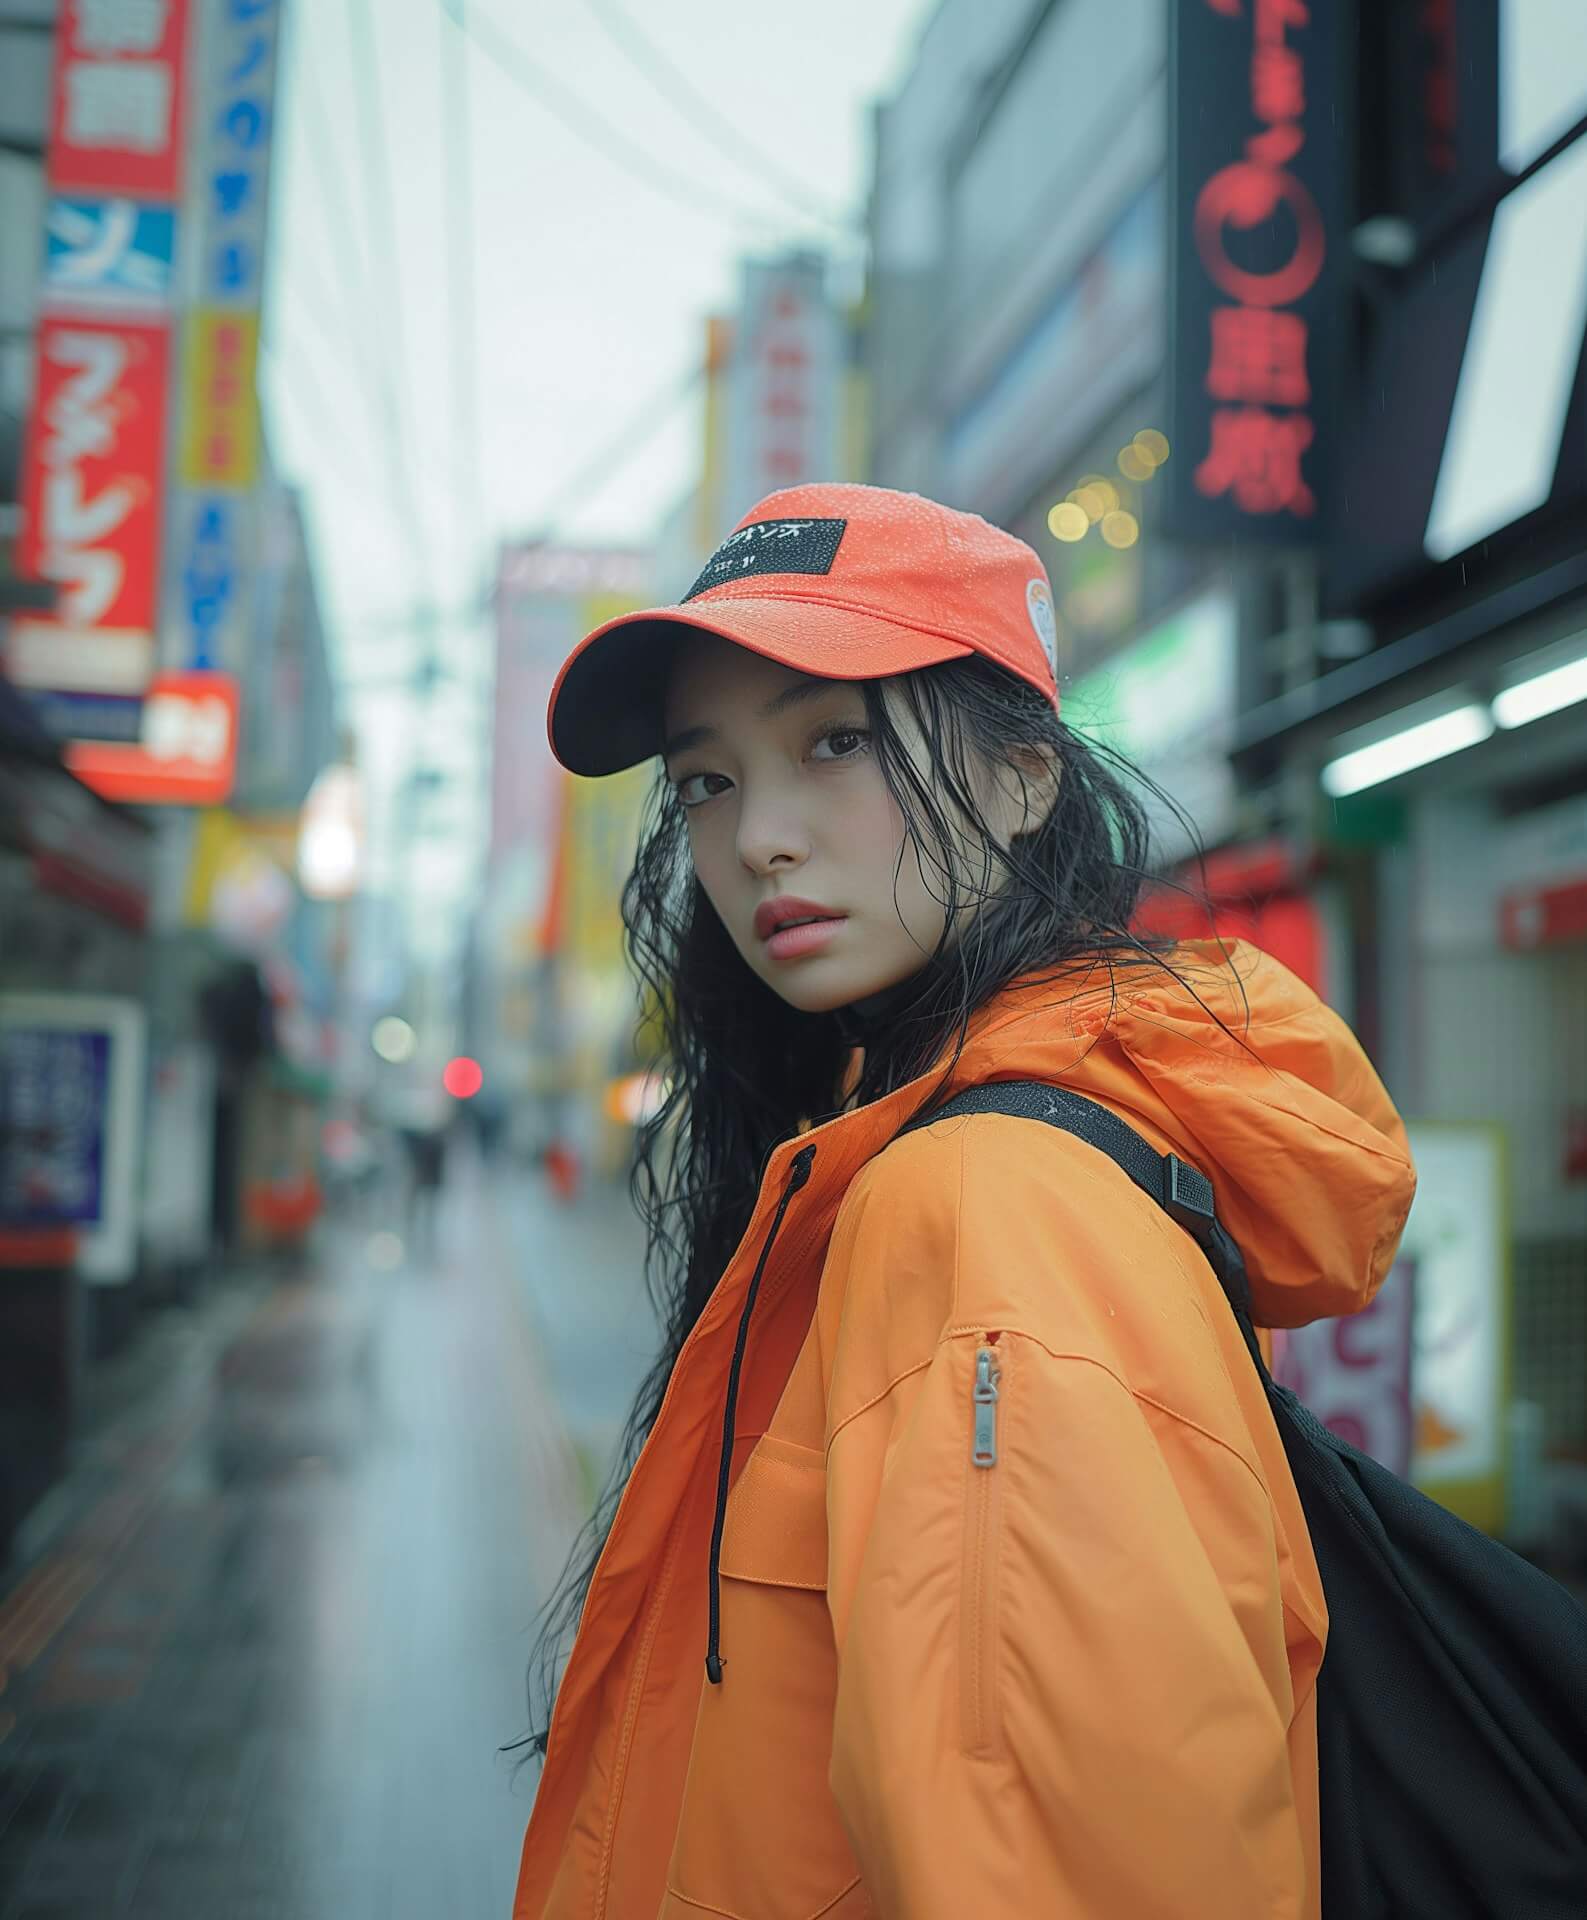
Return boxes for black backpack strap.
[900,1081,1267,1374]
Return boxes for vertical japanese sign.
[724,256,841,523]
[11,315,171,696]
[1163,0,1348,541]
[697,313,733,551]
[9,3,191,715]
[171,0,281,678]
[189,0,279,314]
[1380,0,1497,227]
[179,307,261,488]
[46,0,192,203]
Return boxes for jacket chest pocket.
[661,1436,871,1920]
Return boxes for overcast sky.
[259,0,933,921]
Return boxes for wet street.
[0,1154,652,1920]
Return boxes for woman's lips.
[754,896,839,940]
[764,916,847,962]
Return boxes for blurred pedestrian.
[388,1083,450,1256]
[512,485,1416,1918]
[466,1088,506,1164]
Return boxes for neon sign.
[1166,0,1346,540]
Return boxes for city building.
[654,249,866,600]
[1237,4,1587,1548]
[0,1,347,1552]
[867,0,1263,935]
[475,540,651,1172]
[866,0,1587,1552]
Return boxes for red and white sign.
[47,0,191,202]
[1273,1257,1417,1476]
[1495,791,1587,952]
[1500,875,1587,951]
[65,669,239,806]
[11,314,171,694]
[726,257,840,519]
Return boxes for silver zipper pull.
[972,1345,1000,1467]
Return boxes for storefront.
[1237,563,1587,1554]
[1207,15,1587,1551]
[0,677,152,1556]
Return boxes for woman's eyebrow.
[757,676,842,721]
[662,679,846,759]
[662,721,714,759]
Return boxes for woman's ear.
[1004,745,1061,844]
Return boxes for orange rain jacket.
[511,943,1416,1920]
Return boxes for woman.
[510,484,1415,1919]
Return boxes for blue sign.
[198,0,281,305]
[24,688,144,747]
[44,197,177,307]
[0,1027,111,1226]
[180,494,240,670]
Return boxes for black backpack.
[904,1081,1587,1919]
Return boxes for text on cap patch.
[683,518,847,603]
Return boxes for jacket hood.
[944,941,1416,1328]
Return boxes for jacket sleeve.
[823,1326,1310,1919]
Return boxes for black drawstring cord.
[704,1142,816,1685]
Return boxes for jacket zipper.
[972,1344,1000,1465]
[961,1340,1004,1756]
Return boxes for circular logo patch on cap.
[1026,577,1058,677]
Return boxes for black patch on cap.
[683,517,847,602]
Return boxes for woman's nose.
[735,790,809,876]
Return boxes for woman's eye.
[674,771,730,809]
[811,726,872,762]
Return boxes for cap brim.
[547,597,976,776]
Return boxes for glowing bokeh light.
[1100,509,1140,549]
[371,1015,417,1064]
[1048,501,1090,541]
[1072,475,1120,516]
[443,1055,485,1100]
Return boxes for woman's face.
[663,631,1026,1016]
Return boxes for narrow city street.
[3,2,1587,1915]
[0,1154,652,1920]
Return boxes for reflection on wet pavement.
[0,1155,648,1919]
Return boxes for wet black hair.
[512,652,1235,1763]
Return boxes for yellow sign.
[183,808,299,926]
[183,807,247,924]
[698,314,733,551]
[566,769,646,962]
[560,593,649,971]
[180,308,260,490]
[1404,1123,1513,1535]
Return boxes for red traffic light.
[443,1055,484,1100]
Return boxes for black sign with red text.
[1370,0,1497,232]
[1164,0,1350,544]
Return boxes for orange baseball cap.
[546,483,1062,776]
